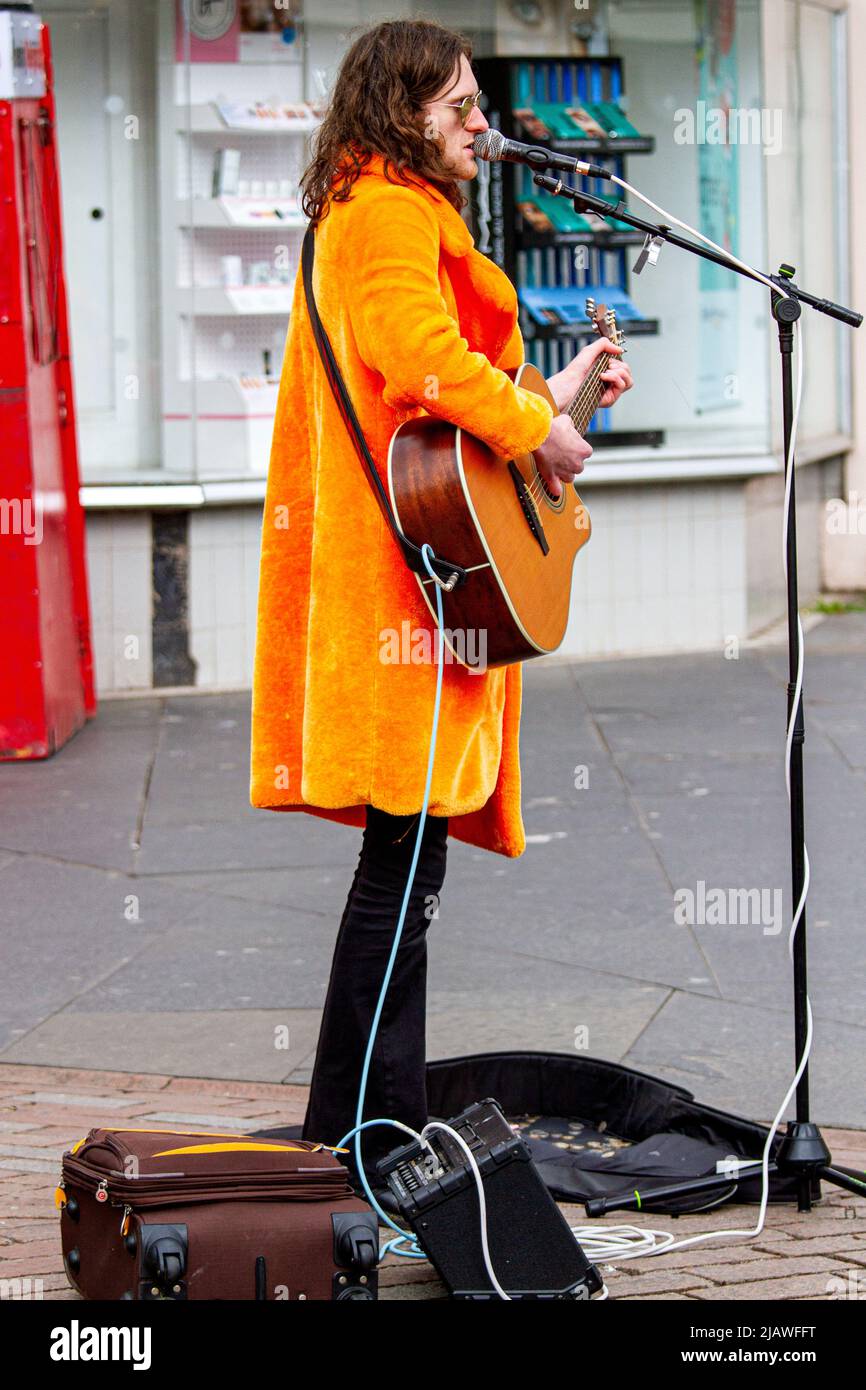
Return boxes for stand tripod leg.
[818,1166,866,1200]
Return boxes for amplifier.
[374,1098,603,1300]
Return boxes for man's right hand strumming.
[533,413,594,500]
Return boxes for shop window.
[42,0,849,482]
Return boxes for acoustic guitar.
[387,299,624,671]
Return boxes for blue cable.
[330,543,448,1261]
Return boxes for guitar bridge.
[508,461,549,555]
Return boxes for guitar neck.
[565,354,608,436]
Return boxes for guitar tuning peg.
[585,297,596,318]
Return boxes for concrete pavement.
[0,608,864,1128]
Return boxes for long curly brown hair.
[300,18,473,227]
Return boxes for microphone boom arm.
[533,173,863,328]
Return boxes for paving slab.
[0,1012,321,1083]
[0,701,161,872]
[623,988,866,1128]
[0,860,204,1051]
[55,897,338,1013]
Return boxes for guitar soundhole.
[534,470,561,505]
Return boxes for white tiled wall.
[84,512,153,691]
[188,505,263,688]
[560,483,748,659]
[745,462,834,635]
[84,473,830,692]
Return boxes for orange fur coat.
[249,152,554,856]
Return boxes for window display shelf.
[536,136,654,157]
[176,286,293,315]
[528,316,660,341]
[169,376,281,410]
[159,9,313,478]
[471,54,663,451]
[161,375,281,478]
[175,197,305,227]
[176,103,322,134]
[517,227,647,250]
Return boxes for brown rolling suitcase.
[57,1127,379,1301]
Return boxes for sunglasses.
[430,90,484,128]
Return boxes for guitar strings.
[525,354,610,504]
[523,330,617,504]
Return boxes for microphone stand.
[531,168,866,1216]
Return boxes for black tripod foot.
[776,1122,832,1211]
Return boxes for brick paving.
[1,1062,864,1301]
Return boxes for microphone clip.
[633,228,668,275]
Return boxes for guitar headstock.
[585,298,626,351]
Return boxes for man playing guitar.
[250,17,633,1186]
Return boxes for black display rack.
[470,53,663,450]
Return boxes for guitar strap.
[300,222,467,590]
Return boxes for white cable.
[420,1121,513,1300]
[570,1225,675,1262]
[557,173,814,1266]
[610,169,791,303]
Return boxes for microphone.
[472,129,611,180]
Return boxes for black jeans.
[301,805,449,1176]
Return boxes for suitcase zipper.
[90,1132,318,1168]
[67,1129,341,1178]
[61,1155,352,1210]
[67,1127,340,1157]
[65,1153,347,1189]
